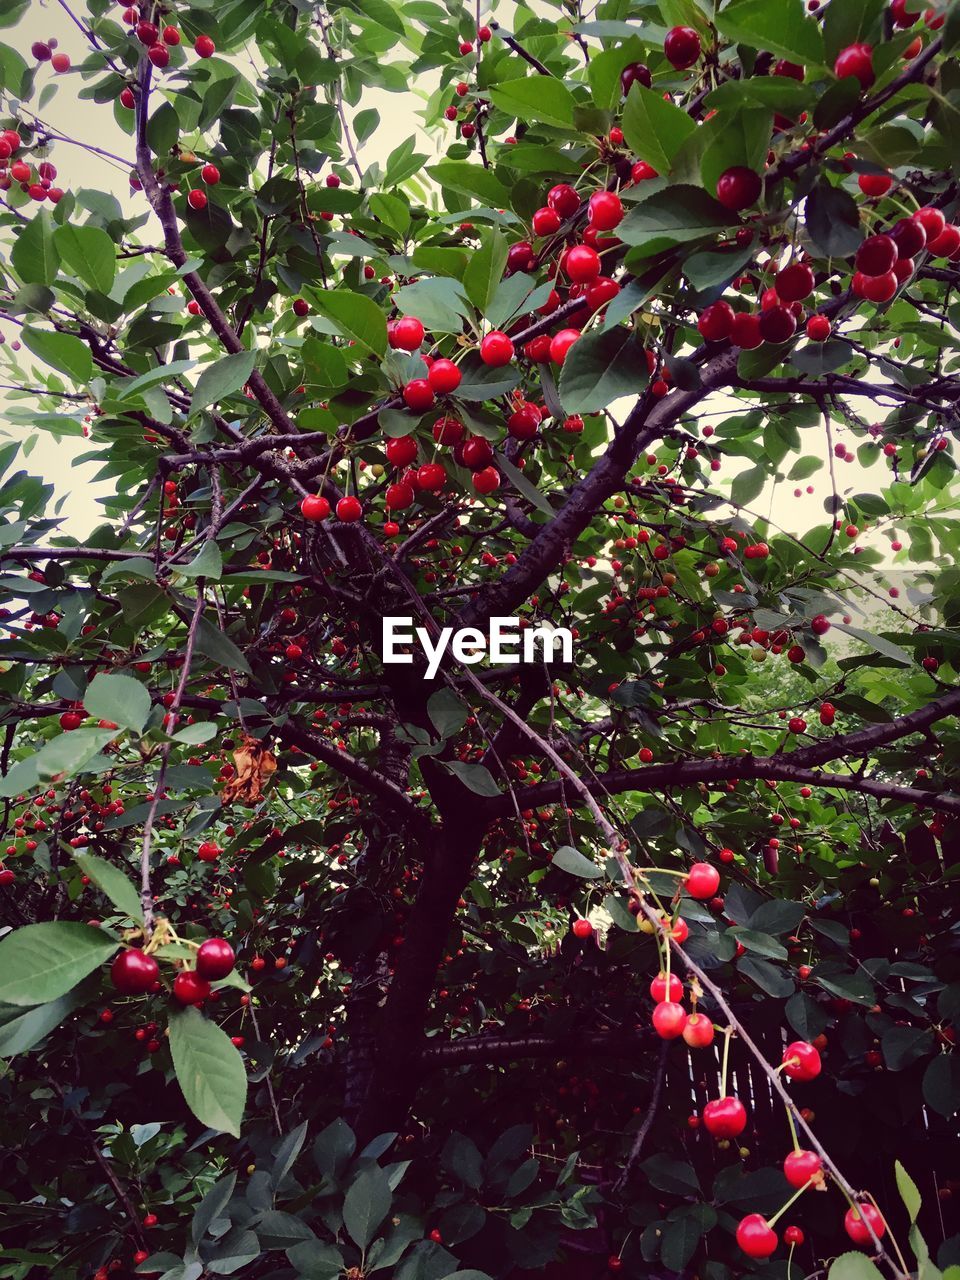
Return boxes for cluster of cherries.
[0,128,64,202]
[111,934,236,1010]
[115,18,215,103]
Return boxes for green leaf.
[11,208,60,286]
[0,922,118,1007]
[0,727,119,799]
[345,0,406,34]
[195,615,253,676]
[731,464,766,508]
[895,1160,922,1223]
[174,540,223,582]
[192,1173,237,1246]
[393,277,471,334]
[822,0,885,62]
[191,350,257,417]
[749,900,806,934]
[427,689,468,739]
[714,0,825,66]
[827,1254,886,1280]
[53,224,116,295]
[639,1154,699,1195]
[463,226,509,315]
[786,992,829,1041]
[287,1241,345,1279]
[488,77,577,130]
[882,1026,934,1071]
[683,243,755,290]
[806,179,863,257]
[619,185,730,258]
[74,852,144,923]
[496,451,555,517]
[558,327,648,414]
[426,161,512,209]
[169,1006,247,1138]
[622,83,697,175]
[923,1055,960,1118]
[443,760,501,796]
[455,354,521,400]
[21,327,93,384]
[728,928,787,961]
[834,623,912,667]
[312,290,388,357]
[551,846,603,879]
[147,100,180,155]
[343,1166,392,1249]
[815,971,876,1005]
[0,988,83,1057]
[83,671,151,733]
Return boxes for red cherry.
[194,34,216,57]
[783,1225,804,1247]
[547,183,580,218]
[649,973,683,1002]
[858,171,893,197]
[390,316,425,350]
[758,305,796,343]
[731,312,762,348]
[196,938,235,980]
[403,379,435,412]
[172,970,211,1005]
[201,163,221,185]
[835,42,874,87]
[415,462,446,492]
[550,328,580,365]
[120,86,135,109]
[52,52,71,71]
[386,482,415,510]
[572,918,593,939]
[477,24,492,40]
[783,1149,822,1188]
[664,25,701,69]
[890,215,926,258]
[479,330,514,366]
[507,240,536,272]
[507,405,541,440]
[147,44,170,68]
[336,496,363,522]
[782,1040,821,1081]
[928,224,960,257]
[565,244,601,283]
[736,1215,778,1259]
[702,1096,747,1137]
[773,59,804,79]
[186,189,207,211]
[300,494,330,522]
[111,949,160,994]
[652,1001,688,1039]
[386,435,418,467]
[135,20,158,44]
[292,298,310,317]
[682,1013,715,1048]
[844,1203,886,1246]
[621,60,652,95]
[59,711,84,731]
[915,206,946,239]
[806,315,831,342]
[427,358,461,394]
[326,174,341,188]
[716,166,761,211]
[587,190,623,231]
[162,25,181,44]
[856,234,897,276]
[586,277,620,311]
[471,466,500,495]
[532,207,561,236]
[685,862,720,899]
[857,270,898,303]
[460,437,493,469]
[697,301,735,342]
[631,160,658,182]
[775,261,814,302]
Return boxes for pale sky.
[0,6,914,567]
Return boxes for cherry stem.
[785,1103,800,1153]
[720,1025,732,1095]
[767,1180,812,1229]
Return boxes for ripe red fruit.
[736,1215,778,1259]
[587,190,623,231]
[652,1001,688,1039]
[532,207,561,236]
[565,244,602,283]
[682,1013,715,1048]
[403,379,435,412]
[731,311,762,348]
[136,21,158,44]
[806,315,831,342]
[111,949,160,994]
[31,40,52,60]
[776,261,814,302]
[201,163,221,185]
[716,166,762,211]
[783,1225,804,1247]
[856,234,897,276]
[197,840,220,862]
[758,305,796,344]
[891,0,924,24]
[550,329,580,365]
[890,215,926,258]
[697,301,735,342]
[620,62,651,94]
[507,241,535,273]
[479,331,514,366]
[163,25,181,44]
[187,189,207,211]
[784,1149,822,1188]
[460,437,493,469]
[52,52,71,71]
[649,972,682,1003]
[856,270,898,303]
[928,224,960,257]
[472,465,500,495]
[336,496,363,522]
[782,1040,822,1080]
[196,938,235,980]
[915,205,946,239]
[477,25,492,40]
[810,613,831,635]
[586,277,620,311]
[631,160,658,182]
[844,1203,886,1246]
[148,44,170,68]
[386,435,418,467]
[300,494,330,522]
[292,298,310,317]
[859,171,893,197]
[508,405,541,439]
[664,25,702,69]
[386,481,415,510]
[59,711,83,731]
[685,862,720,899]
[428,358,461,394]
[120,86,135,109]
[547,183,580,218]
[835,43,874,87]
[788,716,806,734]
[173,970,211,1005]
[194,34,216,57]
[773,59,804,80]
[572,918,593,939]
[390,316,425,350]
[702,1096,747,1137]
[415,462,446,492]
